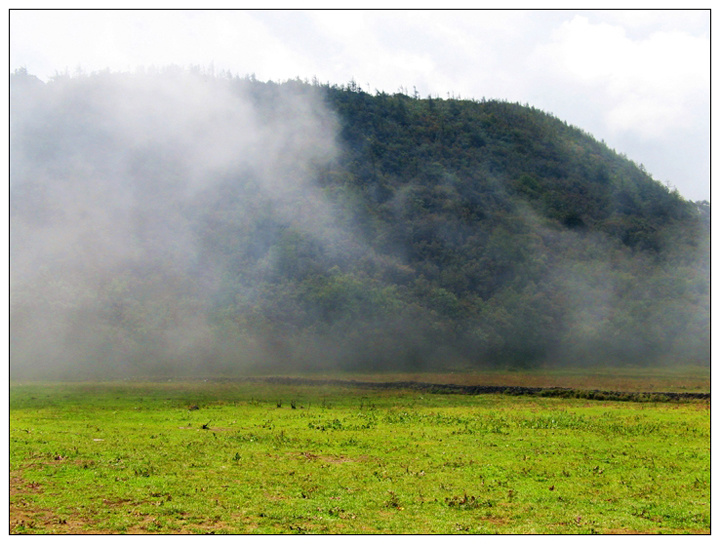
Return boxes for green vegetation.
[10,379,710,534]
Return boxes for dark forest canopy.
[9,69,710,378]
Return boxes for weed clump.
[445,493,491,510]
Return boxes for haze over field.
[10,70,346,377]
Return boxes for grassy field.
[9,369,710,534]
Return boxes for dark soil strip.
[246,377,709,402]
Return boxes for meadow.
[9,369,711,534]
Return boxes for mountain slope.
[9,70,710,377]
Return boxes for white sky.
[8,7,711,201]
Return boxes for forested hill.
[9,70,710,378]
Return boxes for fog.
[10,68,351,379]
[10,68,709,380]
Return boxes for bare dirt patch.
[253,377,709,402]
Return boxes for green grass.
[9,377,710,534]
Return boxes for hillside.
[9,69,710,378]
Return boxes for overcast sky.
[9,8,710,201]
